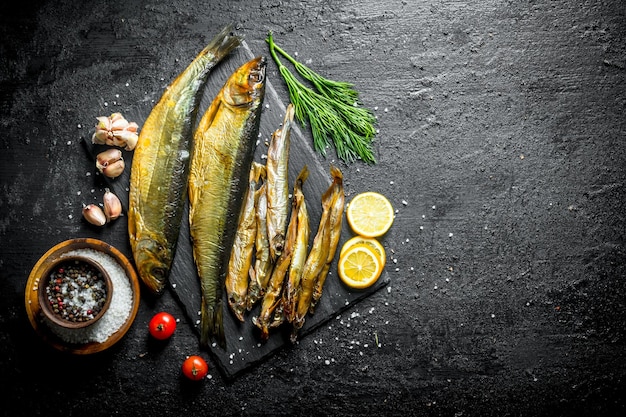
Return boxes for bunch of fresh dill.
[267,32,377,164]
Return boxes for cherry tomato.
[182,355,209,381]
[148,312,177,340]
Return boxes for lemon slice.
[346,192,394,238]
[338,243,383,289]
[340,236,386,268]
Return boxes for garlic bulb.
[92,113,139,151]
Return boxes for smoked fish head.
[224,55,267,108]
[132,235,171,295]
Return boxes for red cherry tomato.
[148,312,177,340]
[182,355,209,381]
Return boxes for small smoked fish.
[253,171,304,341]
[291,171,337,341]
[225,162,265,322]
[247,180,271,310]
[266,104,294,261]
[189,56,266,347]
[310,165,344,313]
[128,25,242,295]
[282,166,310,323]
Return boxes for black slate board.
[84,41,389,379]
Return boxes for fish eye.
[250,70,264,84]
[152,267,166,279]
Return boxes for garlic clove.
[82,204,107,226]
[113,130,139,151]
[96,148,123,173]
[123,133,138,151]
[96,116,111,130]
[92,129,109,145]
[126,122,139,133]
[102,158,125,179]
[103,188,122,222]
[110,116,130,131]
[109,112,124,122]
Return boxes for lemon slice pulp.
[346,192,394,238]
[338,243,383,289]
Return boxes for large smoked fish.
[189,56,266,347]
[128,25,242,294]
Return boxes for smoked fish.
[225,162,265,322]
[189,56,266,347]
[266,104,294,261]
[282,166,310,323]
[310,166,344,312]
[246,180,272,310]
[128,25,242,294]
[253,171,303,341]
[291,169,339,341]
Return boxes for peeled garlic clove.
[82,204,107,226]
[96,148,123,172]
[102,158,125,179]
[103,188,122,222]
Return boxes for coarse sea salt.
[42,248,133,344]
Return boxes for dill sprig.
[267,32,377,164]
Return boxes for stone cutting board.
[85,40,389,380]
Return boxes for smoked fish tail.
[200,295,225,348]
[189,56,266,348]
[128,24,242,295]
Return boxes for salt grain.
[43,248,133,344]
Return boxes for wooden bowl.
[25,238,141,354]
[37,255,113,330]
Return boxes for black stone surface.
[1,0,625,415]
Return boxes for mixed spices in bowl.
[40,256,112,328]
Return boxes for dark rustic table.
[1,0,625,415]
